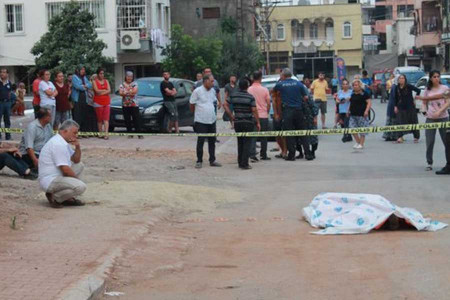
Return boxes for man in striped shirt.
[224,78,261,170]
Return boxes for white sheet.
[303,193,448,235]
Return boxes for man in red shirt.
[248,71,271,160]
[32,70,44,118]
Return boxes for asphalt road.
[97,99,450,299]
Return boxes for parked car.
[393,66,425,85]
[109,77,195,132]
[413,74,450,111]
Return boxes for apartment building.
[261,1,363,79]
[0,0,171,88]
[412,0,442,70]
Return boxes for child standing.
[12,82,26,116]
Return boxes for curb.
[56,211,165,300]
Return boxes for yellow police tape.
[1,122,449,138]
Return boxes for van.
[393,66,425,85]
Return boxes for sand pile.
[78,181,242,213]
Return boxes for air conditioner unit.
[436,45,445,55]
[120,30,141,50]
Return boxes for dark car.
[109,77,195,132]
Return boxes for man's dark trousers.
[259,118,269,158]
[234,121,254,167]
[283,106,311,159]
[0,153,29,176]
[195,122,216,163]
[0,100,12,140]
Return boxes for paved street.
[93,99,449,299]
[1,99,449,300]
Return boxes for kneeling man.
[39,120,86,208]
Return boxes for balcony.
[415,32,440,48]
[414,1,441,48]
[290,18,335,52]
[374,20,393,33]
[116,0,169,53]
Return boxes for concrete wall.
[170,0,254,38]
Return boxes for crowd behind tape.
[1,122,449,138]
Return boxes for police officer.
[273,68,313,161]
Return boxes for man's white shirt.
[189,85,217,124]
[38,134,75,191]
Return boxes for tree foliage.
[31,0,113,76]
[216,32,265,83]
[162,23,264,84]
[162,25,222,80]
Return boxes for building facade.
[0,0,171,89]
[261,2,363,79]
[442,0,450,70]
[170,0,254,39]
[413,0,443,71]
[392,17,417,67]
[361,0,415,52]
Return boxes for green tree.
[162,25,222,80]
[216,32,265,83]
[31,0,113,76]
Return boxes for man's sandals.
[46,193,85,208]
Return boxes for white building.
[0,0,171,89]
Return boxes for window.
[46,1,105,29]
[374,5,392,21]
[296,23,304,39]
[5,4,24,34]
[325,21,334,41]
[202,7,220,19]
[164,6,170,33]
[117,0,146,30]
[397,5,414,18]
[310,23,318,39]
[184,81,194,96]
[268,51,289,74]
[157,3,162,29]
[343,22,352,38]
[265,24,272,40]
[277,24,285,40]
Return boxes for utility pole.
[236,0,245,76]
[253,0,280,74]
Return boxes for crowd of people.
[1,64,450,209]
[187,66,449,174]
[0,66,146,142]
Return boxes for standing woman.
[417,70,449,171]
[393,74,421,143]
[348,79,371,150]
[32,70,44,118]
[119,71,142,139]
[335,79,352,143]
[383,79,399,141]
[38,70,58,127]
[71,67,92,133]
[53,71,71,130]
[92,68,111,139]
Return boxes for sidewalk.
[0,191,167,300]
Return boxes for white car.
[261,74,299,91]
[413,75,450,111]
[393,66,423,75]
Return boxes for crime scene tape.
[1,122,449,138]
